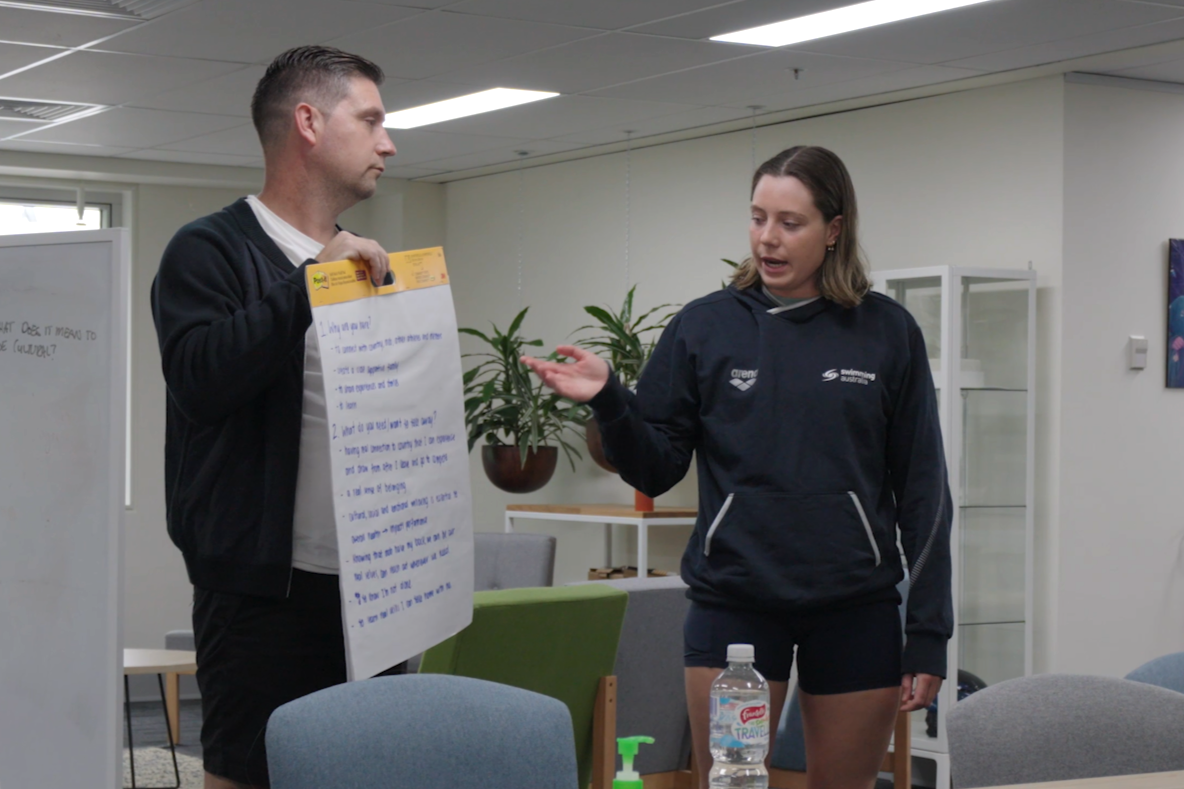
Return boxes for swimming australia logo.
[823,368,877,385]
[730,368,757,391]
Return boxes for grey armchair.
[948,674,1184,787]
[577,576,693,779]
[1126,651,1184,695]
[267,674,578,789]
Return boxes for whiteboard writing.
[0,318,98,359]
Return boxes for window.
[0,200,109,234]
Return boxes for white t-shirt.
[246,195,338,574]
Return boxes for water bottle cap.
[726,643,755,662]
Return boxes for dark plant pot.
[584,419,618,474]
[481,445,558,494]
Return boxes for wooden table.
[124,648,197,746]
[992,772,1184,789]
[506,504,697,575]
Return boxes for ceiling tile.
[384,128,523,165]
[0,118,46,137]
[380,164,448,179]
[789,0,1183,65]
[630,0,849,40]
[410,138,584,170]
[158,122,263,156]
[0,50,244,106]
[436,32,747,95]
[444,0,737,31]
[948,16,1184,72]
[346,0,454,7]
[422,95,699,139]
[0,139,134,156]
[100,0,423,63]
[0,42,60,77]
[20,108,246,148]
[0,6,140,48]
[740,64,986,113]
[552,105,754,145]
[1105,55,1184,82]
[589,49,915,106]
[130,66,269,116]
[326,10,599,80]
[118,149,264,167]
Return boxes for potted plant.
[573,286,679,508]
[461,308,588,494]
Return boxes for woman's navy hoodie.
[589,285,953,678]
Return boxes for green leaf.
[458,327,492,343]
[506,307,530,340]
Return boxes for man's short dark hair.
[251,46,384,151]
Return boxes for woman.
[523,145,952,789]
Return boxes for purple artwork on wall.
[1169,239,1184,388]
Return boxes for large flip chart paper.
[0,229,128,789]
[307,247,474,681]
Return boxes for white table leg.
[604,523,613,568]
[935,753,950,789]
[637,521,649,578]
[505,512,514,533]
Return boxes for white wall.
[1059,78,1184,676]
[444,75,1067,677]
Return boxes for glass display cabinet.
[871,267,1036,789]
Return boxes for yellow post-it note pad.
[307,246,449,307]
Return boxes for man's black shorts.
[193,569,404,787]
[684,598,902,694]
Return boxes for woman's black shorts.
[684,598,903,694]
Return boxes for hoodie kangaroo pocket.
[702,492,882,606]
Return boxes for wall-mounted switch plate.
[1129,335,1148,370]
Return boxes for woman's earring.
[826,244,836,253]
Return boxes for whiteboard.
[0,229,128,789]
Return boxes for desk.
[124,649,197,747]
[992,772,1184,789]
[505,504,697,575]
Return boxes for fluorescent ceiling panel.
[384,88,558,129]
[711,0,999,47]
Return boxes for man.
[151,46,399,789]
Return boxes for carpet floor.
[123,698,203,788]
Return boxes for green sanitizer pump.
[613,736,655,789]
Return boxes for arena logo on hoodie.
[823,368,876,385]
[729,368,757,391]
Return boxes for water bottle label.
[710,698,769,750]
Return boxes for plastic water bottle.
[709,644,770,789]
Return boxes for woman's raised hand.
[520,345,611,403]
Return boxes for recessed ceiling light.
[384,88,559,130]
[711,0,999,47]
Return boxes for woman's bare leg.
[799,686,899,789]
[686,667,789,789]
